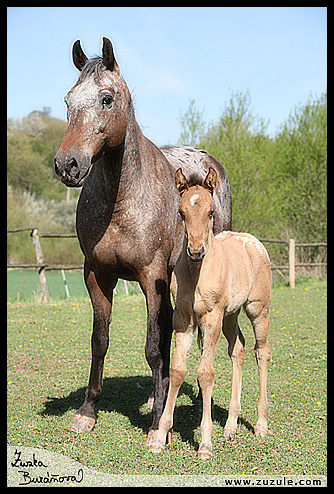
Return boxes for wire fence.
[7,227,327,300]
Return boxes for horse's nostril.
[54,157,64,177]
[66,157,80,179]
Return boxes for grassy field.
[7,279,326,476]
[7,270,139,301]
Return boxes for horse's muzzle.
[54,151,92,187]
[187,245,206,262]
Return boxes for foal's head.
[175,168,217,262]
[54,37,131,186]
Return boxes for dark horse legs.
[139,261,173,444]
[68,263,115,433]
[68,259,173,439]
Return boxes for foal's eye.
[102,94,113,108]
[209,210,215,218]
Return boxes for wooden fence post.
[289,238,295,289]
[61,269,70,298]
[31,228,50,301]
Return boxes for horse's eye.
[209,210,214,218]
[102,94,113,108]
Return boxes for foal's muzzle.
[187,245,206,262]
[54,151,92,187]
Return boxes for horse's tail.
[197,325,203,351]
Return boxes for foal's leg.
[222,313,245,438]
[68,263,115,433]
[150,317,194,453]
[197,309,222,459]
[245,301,271,437]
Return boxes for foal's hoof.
[145,429,158,446]
[145,393,154,410]
[223,424,237,439]
[149,441,165,454]
[254,423,269,438]
[197,448,213,460]
[68,414,96,433]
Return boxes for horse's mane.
[78,57,105,82]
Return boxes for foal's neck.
[185,229,215,285]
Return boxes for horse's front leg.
[68,263,116,433]
[139,262,171,446]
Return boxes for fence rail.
[7,227,327,299]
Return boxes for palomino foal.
[150,168,272,459]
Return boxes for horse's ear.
[175,168,189,196]
[102,37,119,73]
[204,167,217,194]
[72,40,88,71]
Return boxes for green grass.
[7,270,140,301]
[7,279,327,475]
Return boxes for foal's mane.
[187,174,206,188]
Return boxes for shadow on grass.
[41,375,254,448]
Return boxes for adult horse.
[54,37,232,444]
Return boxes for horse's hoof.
[149,441,165,454]
[223,427,237,439]
[145,429,158,446]
[223,429,236,439]
[254,424,268,438]
[197,448,213,460]
[67,413,96,433]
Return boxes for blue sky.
[7,7,327,145]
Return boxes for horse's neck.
[97,103,145,202]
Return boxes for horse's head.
[175,168,217,262]
[54,37,131,187]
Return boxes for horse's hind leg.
[139,262,171,445]
[245,301,271,437]
[222,313,245,438]
[68,263,115,433]
[146,291,173,410]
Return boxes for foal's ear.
[175,168,189,196]
[72,40,88,71]
[204,167,218,194]
[102,37,120,73]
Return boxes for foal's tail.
[197,326,203,351]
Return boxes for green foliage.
[178,99,206,147]
[273,94,327,241]
[7,110,68,200]
[179,92,327,244]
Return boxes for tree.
[274,93,327,241]
[178,99,206,146]
[7,111,68,199]
[178,91,327,246]
[200,90,275,236]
